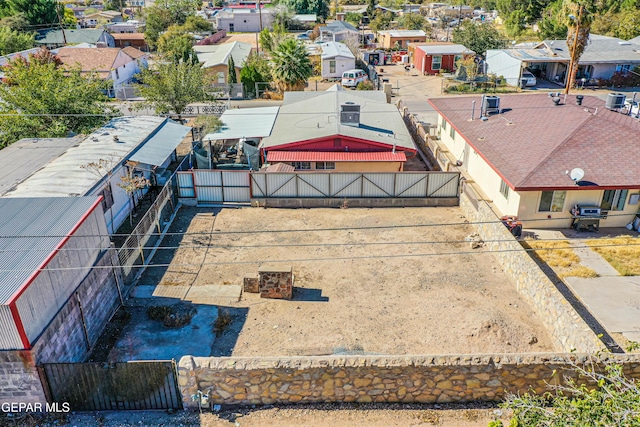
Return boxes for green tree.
[452,22,507,58]
[0,49,114,147]
[104,0,127,11]
[240,53,271,98]
[369,11,393,33]
[397,12,426,31]
[271,4,296,29]
[538,0,568,39]
[270,38,312,91]
[143,0,201,50]
[134,59,214,119]
[344,12,362,26]
[182,15,213,33]
[0,14,29,31]
[259,24,289,53]
[157,25,195,62]
[498,360,640,426]
[562,0,596,92]
[2,0,60,26]
[0,26,34,55]
[228,55,237,84]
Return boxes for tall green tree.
[0,49,114,147]
[157,25,195,62]
[562,0,596,92]
[538,0,568,40]
[259,24,289,53]
[228,55,237,84]
[452,22,507,58]
[104,0,127,11]
[397,12,426,31]
[270,38,312,92]
[143,0,201,50]
[369,11,393,33]
[0,25,34,55]
[2,0,61,26]
[240,53,271,98]
[134,59,214,119]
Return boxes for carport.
[486,47,569,87]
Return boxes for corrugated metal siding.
[296,174,330,197]
[223,187,251,202]
[221,171,250,187]
[362,173,395,197]
[194,170,222,186]
[197,187,224,202]
[0,198,102,304]
[14,206,108,344]
[396,173,428,197]
[331,174,362,197]
[177,172,195,198]
[266,173,297,197]
[427,172,459,197]
[251,174,267,197]
[128,121,191,166]
[0,306,22,349]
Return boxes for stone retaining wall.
[179,353,640,408]
[458,191,604,353]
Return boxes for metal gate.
[40,361,182,411]
[177,170,251,203]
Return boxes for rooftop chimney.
[340,102,360,126]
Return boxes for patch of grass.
[522,239,598,278]
[586,236,640,276]
[213,309,234,336]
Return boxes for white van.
[341,69,368,88]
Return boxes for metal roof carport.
[203,106,279,141]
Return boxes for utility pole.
[56,5,67,45]
[564,4,583,95]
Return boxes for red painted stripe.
[267,151,407,162]
[7,196,104,306]
[9,301,30,349]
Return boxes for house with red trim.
[410,42,474,75]
[0,197,121,404]
[428,93,640,228]
[260,90,417,172]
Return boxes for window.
[442,120,447,131]
[616,64,632,73]
[499,180,510,199]
[100,183,114,211]
[454,55,462,65]
[292,161,311,170]
[601,189,628,211]
[539,191,566,212]
[115,68,119,79]
[449,126,455,139]
[217,72,225,84]
[316,162,335,170]
[432,55,442,70]
[330,60,336,73]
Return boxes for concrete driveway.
[530,228,640,344]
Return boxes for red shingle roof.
[429,94,640,190]
[267,151,407,162]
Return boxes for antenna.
[569,167,585,183]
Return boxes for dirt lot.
[133,206,556,357]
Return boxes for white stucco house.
[320,42,355,79]
[428,93,640,229]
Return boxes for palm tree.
[563,0,596,94]
[270,38,313,92]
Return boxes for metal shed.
[0,197,110,350]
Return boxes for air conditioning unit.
[483,96,500,115]
[606,92,626,110]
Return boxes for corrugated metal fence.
[176,170,459,202]
[40,361,182,411]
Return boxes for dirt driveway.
[133,206,556,357]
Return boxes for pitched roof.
[56,47,122,78]
[428,94,640,190]
[415,43,474,55]
[112,33,146,40]
[541,34,640,64]
[320,42,355,59]
[325,20,358,33]
[267,151,407,162]
[262,91,416,151]
[194,41,252,68]
[35,29,108,45]
[378,30,427,38]
[122,46,147,59]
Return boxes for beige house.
[194,41,252,84]
[377,30,427,49]
[428,94,640,229]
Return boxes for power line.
[0,241,636,273]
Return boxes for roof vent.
[340,103,360,126]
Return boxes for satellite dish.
[569,168,585,182]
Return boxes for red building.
[410,42,474,75]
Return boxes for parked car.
[521,70,537,87]
[341,69,368,88]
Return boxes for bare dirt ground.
[134,206,556,357]
[2,403,509,427]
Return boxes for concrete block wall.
[0,351,46,404]
[178,353,640,408]
[458,193,604,353]
[0,249,122,404]
[258,266,293,300]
